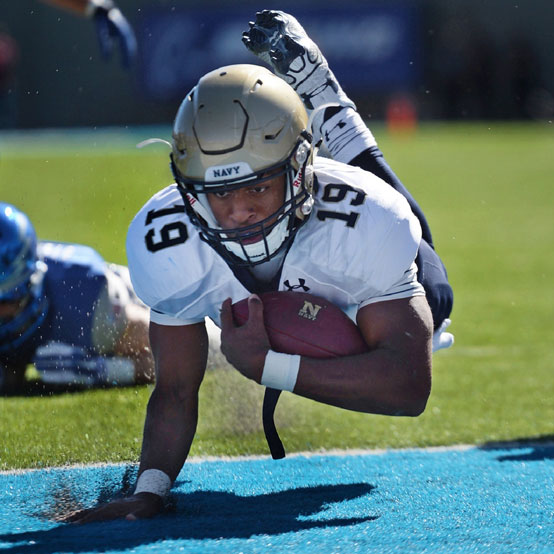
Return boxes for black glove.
[89,0,137,68]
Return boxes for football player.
[39,0,137,68]
[0,202,154,393]
[67,10,454,523]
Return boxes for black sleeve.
[348,146,435,248]
[349,146,454,329]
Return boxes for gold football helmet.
[171,64,314,266]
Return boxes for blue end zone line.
[1,442,552,553]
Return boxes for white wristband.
[134,469,172,498]
[261,350,301,392]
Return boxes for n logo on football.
[298,301,322,321]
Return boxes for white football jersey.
[126,157,424,327]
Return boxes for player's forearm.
[293,347,431,416]
[138,386,198,483]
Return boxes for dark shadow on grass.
[0,483,378,554]
[478,435,554,462]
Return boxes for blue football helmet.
[0,203,48,353]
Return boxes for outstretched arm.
[66,321,209,523]
[220,294,433,417]
[137,322,208,482]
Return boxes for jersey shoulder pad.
[126,185,224,316]
[305,158,422,292]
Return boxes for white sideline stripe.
[2,441,552,476]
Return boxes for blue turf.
[1,444,553,553]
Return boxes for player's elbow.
[359,367,430,417]
[402,391,429,417]
[379,354,431,417]
[391,387,429,417]
[399,367,431,416]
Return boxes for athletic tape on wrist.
[134,469,171,497]
[261,350,301,392]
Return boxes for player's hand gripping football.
[63,492,163,524]
[220,295,271,383]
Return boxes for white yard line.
[2,441,552,475]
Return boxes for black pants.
[350,146,454,329]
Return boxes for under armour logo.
[283,279,310,292]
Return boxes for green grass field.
[1,122,553,470]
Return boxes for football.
[232,291,368,358]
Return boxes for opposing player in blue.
[0,202,154,394]
[68,10,454,523]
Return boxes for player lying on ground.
[0,203,154,393]
[67,10,454,523]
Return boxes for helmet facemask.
[171,64,315,267]
[172,135,314,266]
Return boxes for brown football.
[232,291,368,358]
